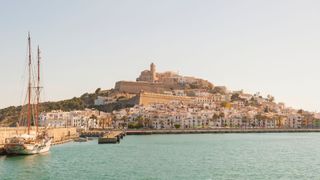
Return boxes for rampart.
[115,81,179,94]
[137,92,194,105]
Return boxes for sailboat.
[4,33,52,155]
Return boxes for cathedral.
[115,63,214,94]
[136,63,158,83]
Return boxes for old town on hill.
[1,63,319,129]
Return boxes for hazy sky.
[1,0,320,111]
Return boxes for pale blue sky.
[1,0,320,111]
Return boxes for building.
[115,63,213,94]
[137,63,158,82]
[40,109,112,129]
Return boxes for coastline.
[125,128,320,135]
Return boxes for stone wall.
[115,81,180,94]
[0,127,78,145]
[47,127,78,143]
[137,92,194,106]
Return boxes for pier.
[80,131,106,137]
[98,131,126,144]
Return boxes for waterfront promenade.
[80,128,320,137]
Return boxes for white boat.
[4,33,52,155]
[5,133,52,155]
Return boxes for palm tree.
[144,118,152,129]
[121,116,128,129]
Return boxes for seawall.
[126,128,320,135]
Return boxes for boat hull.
[4,139,52,155]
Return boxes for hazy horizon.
[1,0,320,111]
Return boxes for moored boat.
[4,33,52,155]
[5,133,52,155]
[74,137,89,142]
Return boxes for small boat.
[4,33,52,155]
[74,137,89,142]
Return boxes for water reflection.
[2,152,50,166]
[0,153,51,179]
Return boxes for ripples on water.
[1,133,320,180]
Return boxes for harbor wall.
[126,128,320,135]
[0,127,78,145]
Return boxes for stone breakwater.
[0,127,78,147]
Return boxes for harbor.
[2,127,320,154]
[2,133,320,179]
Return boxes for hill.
[0,88,135,126]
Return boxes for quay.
[51,134,79,146]
[0,127,79,155]
[80,128,320,137]
[126,128,320,135]
[80,131,106,137]
[98,131,126,144]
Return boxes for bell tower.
[150,63,156,82]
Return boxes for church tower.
[150,63,156,82]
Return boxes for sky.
[1,0,320,111]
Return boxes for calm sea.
[1,133,320,180]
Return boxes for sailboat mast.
[27,33,32,135]
[36,46,40,133]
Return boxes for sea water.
[1,133,320,180]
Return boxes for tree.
[267,95,275,102]
[231,93,240,101]
[135,115,145,128]
[95,88,101,94]
[121,116,128,128]
[212,113,220,121]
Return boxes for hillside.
[0,88,135,126]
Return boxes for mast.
[36,46,40,133]
[27,32,32,135]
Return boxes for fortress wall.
[138,92,194,106]
[0,127,78,145]
[115,81,168,94]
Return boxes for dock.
[80,131,105,137]
[98,131,126,144]
[51,138,75,146]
